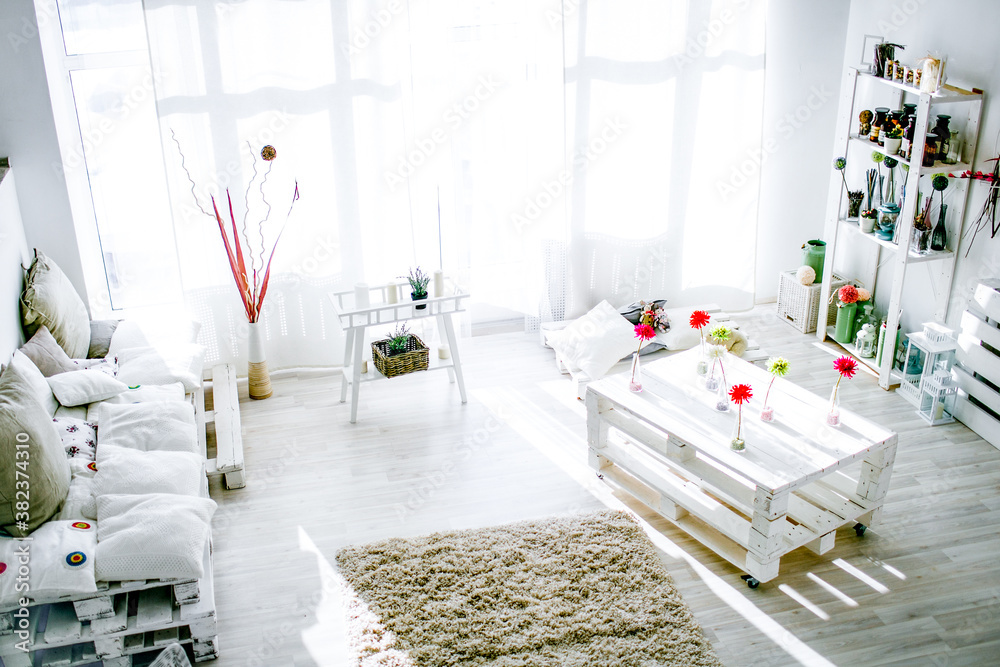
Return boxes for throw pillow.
[19,326,79,377]
[114,344,205,393]
[0,360,72,537]
[107,318,201,357]
[47,369,127,407]
[6,349,59,416]
[20,250,91,358]
[53,417,98,461]
[86,382,185,424]
[88,319,120,359]
[0,520,97,606]
[93,445,203,499]
[96,401,199,454]
[548,300,636,380]
[95,493,216,582]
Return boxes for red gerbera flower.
[834,356,858,379]
[689,310,711,329]
[634,323,656,341]
[729,383,753,405]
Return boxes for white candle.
[354,283,370,309]
[386,283,399,304]
[438,345,450,359]
[361,360,368,374]
[433,270,444,297]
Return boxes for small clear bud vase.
[696,341,708,376]
[629,354,643,393]
[730,418,746,452]
[759,404,774,422]
[715,380,729,412]
[826,386,841,427]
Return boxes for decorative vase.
[248,321,273,400]
[911,227,931,255]
[833,302,857,344]
[730,418,746,452]
[629,353,642,392]
[883,136,902,156]
[847,191,864,219]
[411,292,428,310]
[759,405,774,422]
[931,204,948,251]
[715,380,729,412]
[801,240,826,282]
[826,385,841,427]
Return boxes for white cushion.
[47,369,128,407]
[548,300,636,380]
[93,445,203,499]
[86,382,186,425]
[95,493,216,582]
[58,476,95,521]
[7,350,59,416]
[97,401,199,454]
[656,307,704,351]
[114,345,205,393]
[0,520,97,606]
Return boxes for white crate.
[776,271,847,334]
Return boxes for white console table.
[329,284,469,423]
[586,348,898,587]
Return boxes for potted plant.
[883,122,903,156]
[402,267,431,310]
[372,323,429,377]
[860,208,879,234]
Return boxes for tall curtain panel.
[555,0,765,318]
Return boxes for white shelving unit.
[817,68,984,389]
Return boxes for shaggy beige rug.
[335,510,722,666]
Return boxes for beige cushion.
[0,359,72,536]
[21,250,91,358]
[6,349,59,416]
[19,326,79,376]
[88,319,120,359]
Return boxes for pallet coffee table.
[586,348,897,588]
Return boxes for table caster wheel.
[741,574,760,589]
[854,523,867,537]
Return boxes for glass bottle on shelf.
[933,115,952,161]
[871,107,889,144]
[901,115,916,160]
[931,204,948,251]
[923,135,939,167]
[944,130,962,164]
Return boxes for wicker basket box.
[777,271,848,334]
[372,335,429,378]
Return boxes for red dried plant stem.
[212,196,254,321]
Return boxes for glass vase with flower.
[827,356,858,426]
[629,323,656,393]
[760,357,789,422]
[689,310,711,375]
[729,384,753,451]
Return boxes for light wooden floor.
[205,304,1000,667]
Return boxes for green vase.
[801,240,826,282]
[833,302,858,344]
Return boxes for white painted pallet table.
[329,283,469,423]
[953,280,1000,451]
[586,348,898,587]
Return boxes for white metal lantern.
[855,323,877,358]
[918,369,957,425]
[895,322,957,422]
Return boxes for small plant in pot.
[385,323,412,356]
[402,267,431,309]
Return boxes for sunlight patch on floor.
[833,557,891,593]
[807,572,859,607]
[471,384,836,667]
[779,584,831,620]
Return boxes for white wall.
[0,169,31,360]
[0,0,87,308]
[836,0,1000,333]
[754,0,851,302]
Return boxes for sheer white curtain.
[553,0,766,319]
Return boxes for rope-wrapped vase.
[248,321,272,399]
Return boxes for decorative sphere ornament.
[796,265,816,286]
[261,145,277,161]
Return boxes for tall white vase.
[248,321,272,400]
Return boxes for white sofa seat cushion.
[113,345,204,393]
[0,520,97,605]
[97,401,199,454]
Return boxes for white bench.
[204,364,246,490]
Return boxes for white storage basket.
[776,271,848,334]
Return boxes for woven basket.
[372,335,429,378]
[777,271,848,334]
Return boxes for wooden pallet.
[541,305,768,399]
[0,545,217,666]
[204,364,246,490]
[953,280,1000,451]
